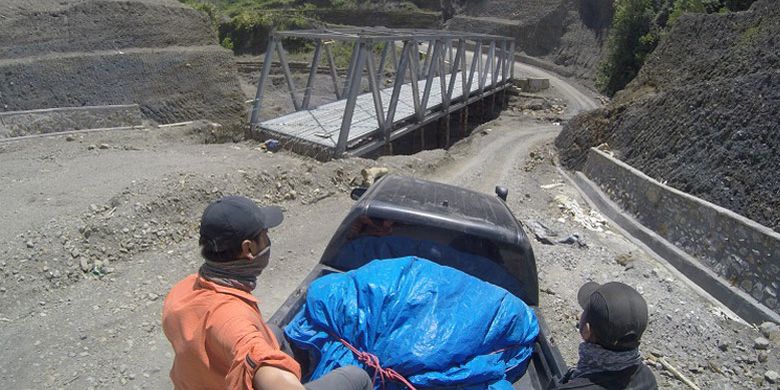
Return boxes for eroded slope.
[556,0,780,231]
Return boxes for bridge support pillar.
[462,106,469,138]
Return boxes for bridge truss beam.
[249,28,516,158]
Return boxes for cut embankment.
[0,105,145,138]
[0,0,215,59]
[0,0,246,137]
[0,46,245,135]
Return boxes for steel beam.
[324,42,342,100]
[385,41,411,141]
[438,40,448,111]
[493,41,501,86]
[465,40,480,100]
[276,40,300,111]
[365,43,385,133]
[492,41,501,86]
[476,40,484,93]
[509,40,516,80]
[446,39,464,105]
[342,41,360,97]
[421,40,434,79]
[480,41,495,95]
[389,41,398,71]
[335,41,366,156]
[460,39,468,98]
[377,41,390,87]
[302,40,322,109]
[488,41,496,86]
[249,37,276,127]
[420,40,441,119]
[274,28,514,42]
[408,41,423,120]
[447,39,453,71]
[501,40,509,83]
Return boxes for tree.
[669,0,707,25]
[597,0,656,96]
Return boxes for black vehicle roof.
[360,175,525,246]
[320,175,538,305]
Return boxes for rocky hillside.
[556,0,780,231]
[445,0,612,84]
[0,0,245,137]
[238,0,612,83]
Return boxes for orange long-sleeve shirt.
[162,274,301,389]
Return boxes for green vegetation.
[179,0,438,57]
[220,36,234,51]
[178,0,319,54]
[597,0,655,96]
[220,9,315,54]
[598,0,757,96]
[180,0,220,28]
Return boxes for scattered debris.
[759,321,779,342]
[526,220,587,248]
[754,337,770,350]
[615,253,635,267]
[527,220,558,245]
[524,149,547,172]
[540,287,556,295]
[557,233,587,248]
[766,370,779,384]
[647,355,702,390]
[79,258,91,273]
[553,195,608,232]
[157,121,194,128]
[264,139,281,152]
[540,183,564,189]
[360,167,390,187]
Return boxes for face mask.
[200,245,271,291]
[250,245,271,276]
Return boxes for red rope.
[332,335,526,388]
[335,336,418,390]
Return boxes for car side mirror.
[350,187,368,200]
[495,186,508,201]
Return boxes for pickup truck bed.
[268,175,568,389]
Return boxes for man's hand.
[253,365,306,390]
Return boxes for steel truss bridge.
[249,28,516,159]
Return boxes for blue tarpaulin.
[335,236,527,300]
[285,256,539,389]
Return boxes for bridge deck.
[258,71,494,149]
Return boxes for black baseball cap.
[578,281,648,351]
[199,196,283,253]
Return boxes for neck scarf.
[572,342,642,378]
[199,246,270,292]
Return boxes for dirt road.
[0,60,777,390]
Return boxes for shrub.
[597,0,655,96]
[597,0,758,96]
[221,36,235,50]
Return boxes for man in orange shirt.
[162,196,372,390]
